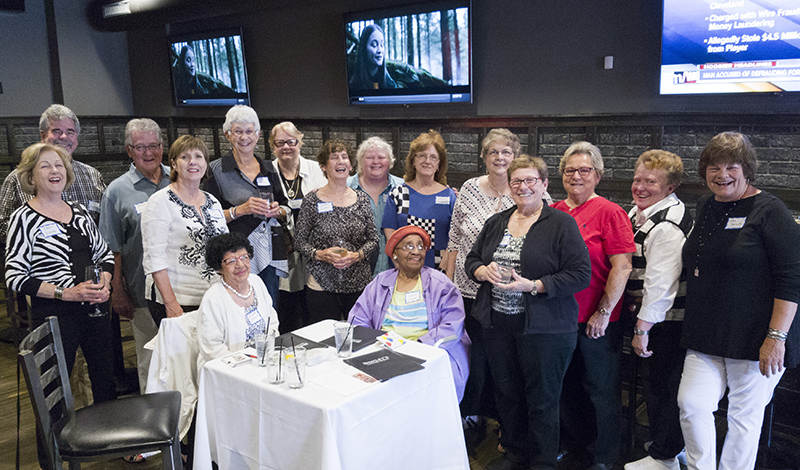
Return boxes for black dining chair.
[18,316,183,470]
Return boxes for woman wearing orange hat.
[348,225,470,401]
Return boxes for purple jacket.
[348,266,471,401]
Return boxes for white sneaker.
[624,456,680,470]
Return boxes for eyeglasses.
[415,153,439,162]
[563,167,594,177]
[509,177,541,188]
[487,149,514,158]
[231,129,257,137]
[222,254,251,266]
[399,243,427,252]
[128,143,162,154]
[274,139,299,148]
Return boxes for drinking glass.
[268,348,286,384]
[255,333,269,367]
[84,265,106,317]
[497,264,513,284]
[334,321,353,358]
[285,346,307,389]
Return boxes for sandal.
[123,454,146,463]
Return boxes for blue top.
[347,172,404,276]
[381,184,456,269]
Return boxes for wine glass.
[332,240,347,281]
[84,265,106,317]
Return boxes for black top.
[681,192,800,367]
[465,204,591,334]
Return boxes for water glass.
[285,346,307,389]
[333,321,353,358]
[268,348,286,384]
[497,264,513,284]
[255,333,269,367]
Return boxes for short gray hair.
[125,118,163,146]
[223,105,260,134]
[39,104,80,135]
[355,136,394,174]
[559,141,604,178]
[481,128,521,160]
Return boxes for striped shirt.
[0,161,106,240]
[383,276,429,341]
[5,202,113,296]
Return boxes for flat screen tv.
[661,0,800,94]
[344,0,472,105]
[169,28,251,107]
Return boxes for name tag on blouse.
[289,199,302,210]
[88,200,101,213]
[405,291,421,303]
[256,176,271,187]
[39,222,61,238]
[317,201,333,213]
[725,217,746,229]
[245,306,261,324]
[499,234,511,247]
[134,202,147,214]
[435,196,450,205]
[210,208,225,219]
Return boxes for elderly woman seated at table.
[348,225,470,401]
[197,233,280,369]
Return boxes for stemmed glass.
[84,265,106,317]
[332,240,347,281]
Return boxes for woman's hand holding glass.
[495,269,538,293]
[236,197,281,219]
[64,275,111,304]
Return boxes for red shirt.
[552,197,635,323]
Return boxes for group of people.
[3,103,798,470]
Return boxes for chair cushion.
[57,391,181,458]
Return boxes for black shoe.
[586,463,616,470]
[487,455,529,470]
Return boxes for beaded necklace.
[221,277,253,299]
[692,185,751,277]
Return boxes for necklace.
[221,277,253,299]
[486,176,509,212]
[279,165,301,199]
[692,197,741,277]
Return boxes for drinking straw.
[336,317,355,354]
[290,337,302,385]
[278,337,283,379]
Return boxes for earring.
[393,255,397,260]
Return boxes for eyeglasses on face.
[562,167,594,177]
[399,243,427,252]
[487,149,514,158]
[222,254,251,266]
[415,153,440,162]
[509,177,541,188]
[129,143,162,154]
[274,139,299,148]
[231,129,257,137]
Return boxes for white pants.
[677,350,783,470]
[131,307,159,393]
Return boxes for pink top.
[552,197,635,323]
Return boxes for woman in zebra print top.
[4,142,116,406]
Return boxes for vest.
[625,203,693,321]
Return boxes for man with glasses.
[99,118,170,394]
[0,104,106,239]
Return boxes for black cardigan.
[465,204,591,334]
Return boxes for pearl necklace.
[221,278,253,299]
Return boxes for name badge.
[382,194,388,204]
[134,202,147,214]
[405,290,421,303]
[499,234,511,247]
[256,176,271,187]
[210,208,225,219]
[317,201,333,213]
[725,217,746,230]
[245,306,261,324]
[39,222,61,238]
[288,199,302,210]
[88,200,101,213]
[435,196,450,205]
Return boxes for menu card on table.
[344,349,425,382]
[320,325,386,353]
[275,332,327,350]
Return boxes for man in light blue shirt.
[347,137,403,276]
[99,118,170,392]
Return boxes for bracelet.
[229,205,237,220]
[312,249,317,260]
[767,328,788,342]
[598,307,610,316]
[54,286,63,300]
[633,326,649,336]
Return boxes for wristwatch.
[633,326,649,336]
[598,307,610,316]
[529,280,538,296]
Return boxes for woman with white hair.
[204,105,290,306]
[347,136,403,276]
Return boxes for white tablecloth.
[194,320,469,470]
